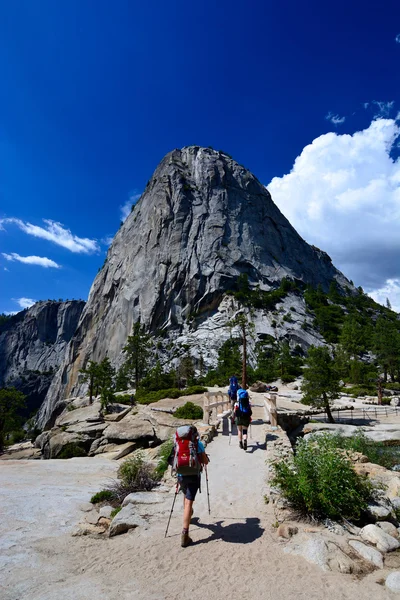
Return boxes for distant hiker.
[234,388,252,451]
[228,375,239,408]
[170,425,209,548]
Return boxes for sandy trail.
[0,397,395,600]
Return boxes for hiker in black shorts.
[233,388,252,451]
[172,425,209,547]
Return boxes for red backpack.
[172,425,201,476]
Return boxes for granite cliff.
[37,146,352,428]
[0,300,85,417]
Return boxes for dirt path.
[0,398,395,600]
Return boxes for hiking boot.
[181,533,193,548]
[239,441,243,449]
[243,440,247,451]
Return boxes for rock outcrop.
[38,146,353,427]
[0,300,84,417]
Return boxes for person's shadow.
[191,517,264,545]
[246,441,266,454]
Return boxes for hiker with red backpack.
[233,388,252,450]
[168,424,209,547]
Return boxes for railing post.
[268,393,278,426]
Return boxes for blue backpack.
[229,376,238,394]
[237,389,252,416]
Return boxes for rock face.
[0,300,84,417]
[38,146,352,427]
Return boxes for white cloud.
[372,101,394,118]
[369,279,400,313]
[2,252,61,268]
[4,311,17,315]
[326,112,345,125]
[0,218,100,254]
[102,235,114,246]
[4,267,9,271]
[15,297,36,309]
[266,118,400,310]
[120,192,141,222]
[395,33,400,43]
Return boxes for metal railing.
[310,405,400,423]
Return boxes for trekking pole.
[228,412,232,445]
[205,465,211,515]
[164,481,179,538]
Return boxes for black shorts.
[178,475,200,501]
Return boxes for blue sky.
[1,0,400,313]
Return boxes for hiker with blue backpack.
[228,375,239,408]
[233,388,252,450]
[166,425,209,547]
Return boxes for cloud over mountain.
[0,218,99,254]
[267,118,400,310]
[2,253,61,268]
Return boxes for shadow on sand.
[191,517,264,545]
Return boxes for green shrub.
[90,490,114,504]
[328,431,399,470]
[110,506,122,519]
[155,438,174,477]
[271,434,373,521]
[114,394,135,405]
[136,386,207,405]
[57,443,87,459]
[384,383,400,391]
[7,429,26,445]
[174,402,203,420]
[101,452,161,505]
[348,385,375,398]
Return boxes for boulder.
[56,402,102,427]
[367,502,393,521]
[48,431,92,458]
[102,414,154,443]
[354,463,400,499]
[0,441,41,460]
[249,381,268,393]
[386,571,400,592]
[92,441,137,459]
[348,540,383,568]
[108,505,148,537]
[360,524,400,553]
[103,405,132,422]
[122,492,165,507]
[71,523,107,537]
[99,505,114,519]
[65,421,108,436]
[377,521,399,538]
[84,509,101,525]
[284,534,359,573]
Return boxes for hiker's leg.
[243,427,248,450]
[183,497,194,530]
[237,425,243,441]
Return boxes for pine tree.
[79,360,101,403]
[373,317,400,382]
[302,346,340,423]
[123,323,152,388]
[228,312,255,388]
[0,387,26,451]
[339,313,365,357]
